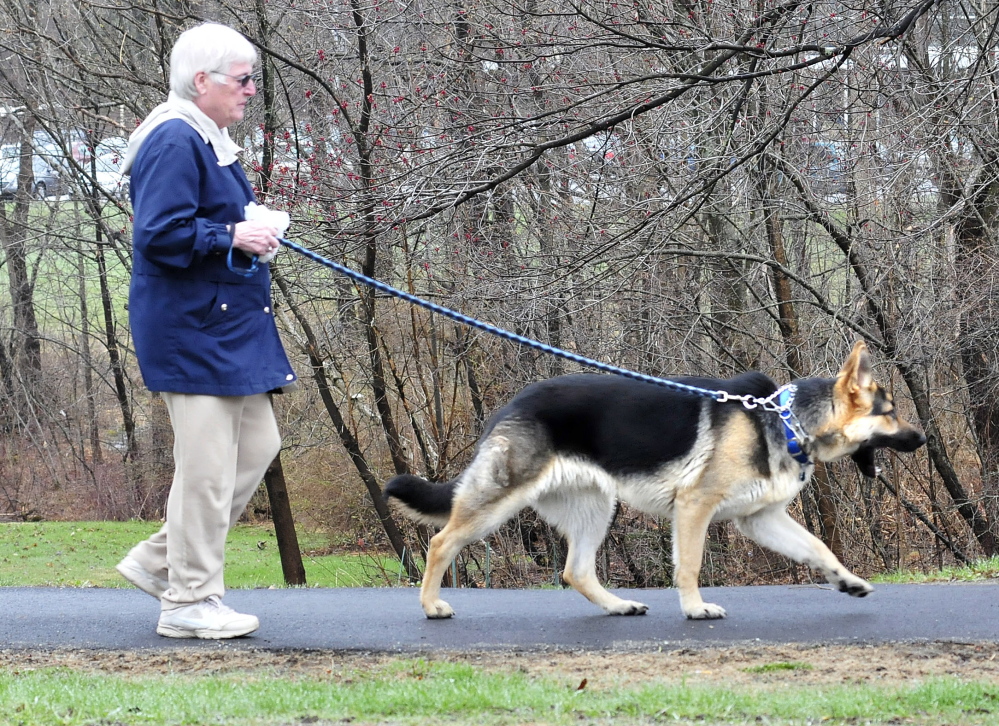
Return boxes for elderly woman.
[116,22,296,639]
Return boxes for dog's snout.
[897,425,927,452]
[866,423,927,453]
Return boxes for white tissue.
[244,202,290,263]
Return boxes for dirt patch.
[478,642,999,689]
[2,641,997,688]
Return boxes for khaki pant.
[127,392,281,609]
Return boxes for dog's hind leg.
[419,436,534,619]
[734,506,873,597]
[535,487,648,616]
[421,511,495,618]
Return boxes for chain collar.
[713,383,813,480]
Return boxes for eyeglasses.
[213,71,259,88]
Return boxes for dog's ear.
[835,341,875,410]
[850,445,879,478]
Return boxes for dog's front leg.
[672,493,727,619]
[734,507,873,597]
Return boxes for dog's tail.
[383,474,455,527]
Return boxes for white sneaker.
[116,555,169,599]
[156,596,259,639]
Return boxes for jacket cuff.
[211,223,235,254]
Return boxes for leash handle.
[227,245,260,277]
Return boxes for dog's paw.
[422,600,455,619]
[838,577,874,598]
[606,600,649,616]
[684,602,727,620]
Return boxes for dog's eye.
[870,389,894,416]
[876,400,893,414]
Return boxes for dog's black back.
[487,372,777,476]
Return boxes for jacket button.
[220,303,228,311]
[264,306,270,313]
[286,374,294,381]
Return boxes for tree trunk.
[95,244,139,464]
[76,237,103,465]
[1,126,42,409]
[264,447,307,585]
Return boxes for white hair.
[169,23,257,101]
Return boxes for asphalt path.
[2,583,997,652]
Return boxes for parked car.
[66,137,130,201]
[802,140,846,195]
[34,129,89,163]
[90,152,129,200]
[94,136,128,159]
[0,143,68,199]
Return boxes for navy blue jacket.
[128,120,296,395]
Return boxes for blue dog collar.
[777,386,812,479]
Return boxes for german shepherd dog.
[384,342,926,620]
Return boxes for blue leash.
[236,238,812,462]
[275,237,747,400]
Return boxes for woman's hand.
[231,220,279,257]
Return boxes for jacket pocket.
[199,282,265,340]
[197,282,228,329]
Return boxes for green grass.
[0,200,133,337]
[5,521,998,592]
[871,556,999,585]
[1,660,998,725]
[742,662,813,674]
[0,521,399,589]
